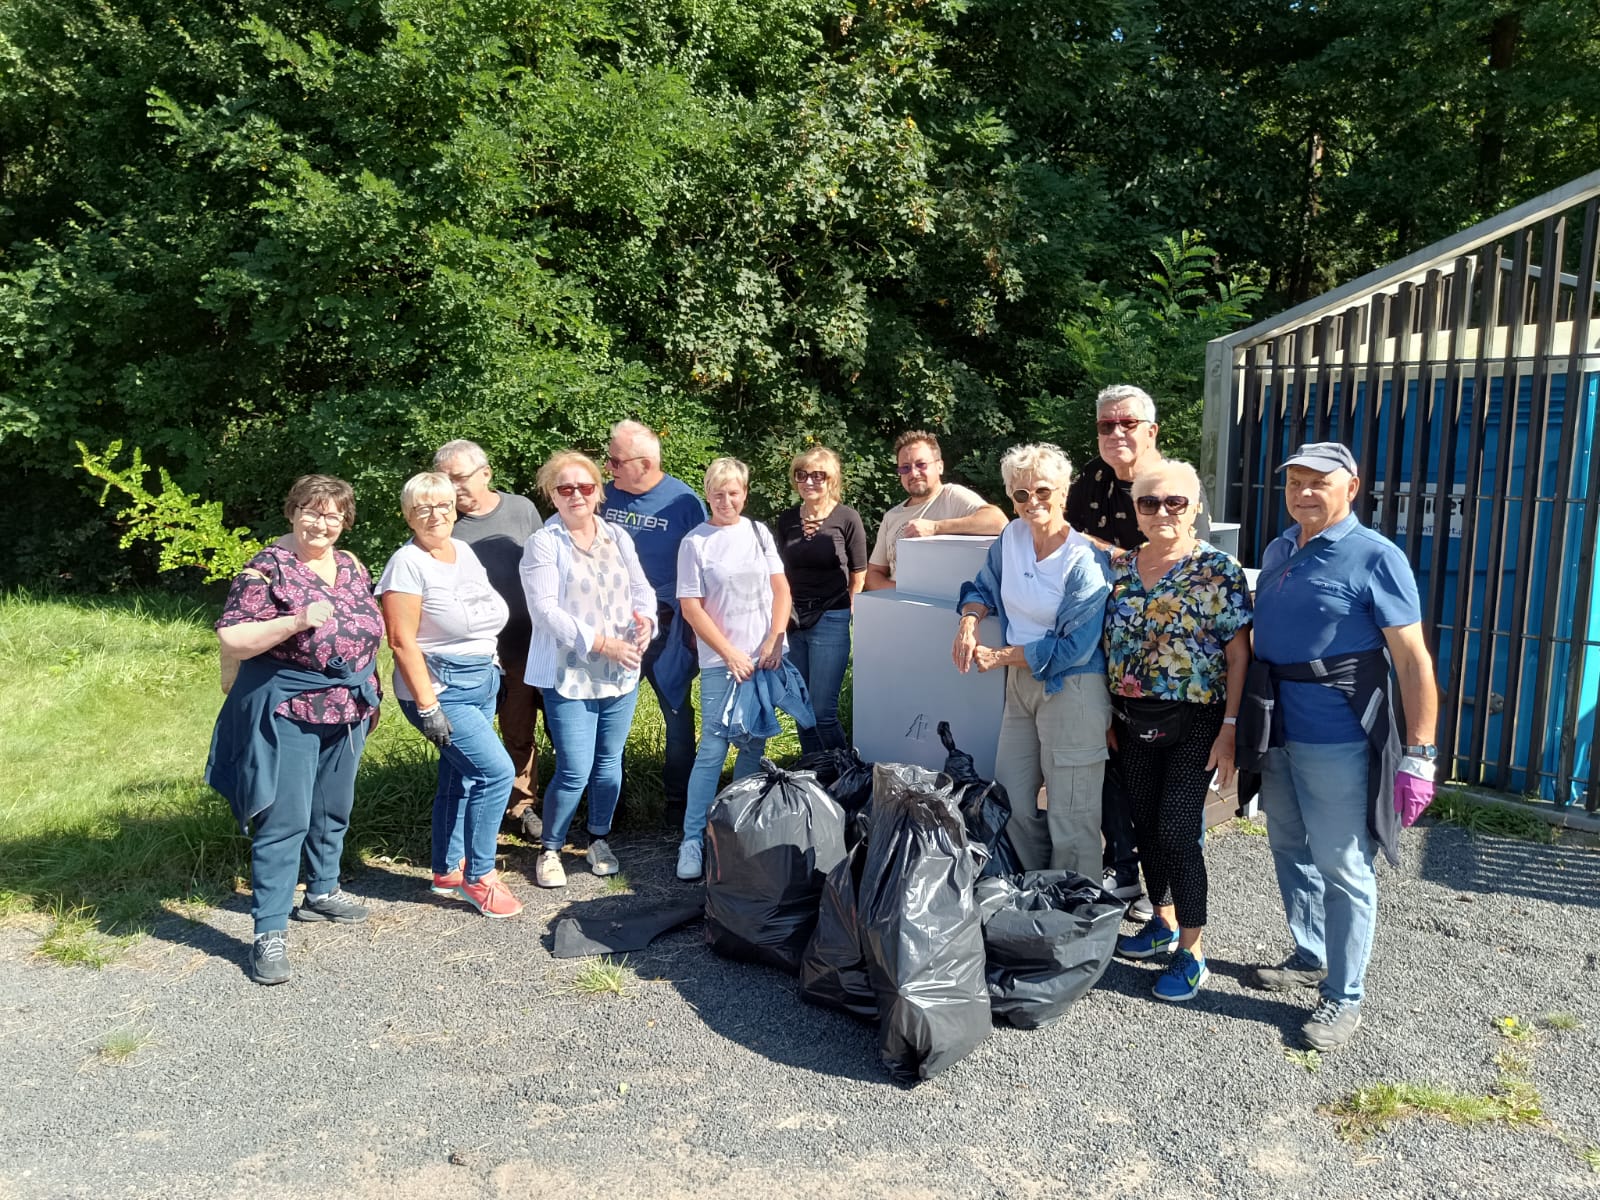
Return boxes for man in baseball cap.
[1242,440,1439,1052]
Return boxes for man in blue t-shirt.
[1247,441,1438,1052]
[601,420,708,815]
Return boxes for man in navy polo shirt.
[1247,441,1438,1051]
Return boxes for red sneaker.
[459,870,523,919]
[430,859,465,898]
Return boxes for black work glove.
[416,704,453,749]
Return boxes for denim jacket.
[956,524,1111,695]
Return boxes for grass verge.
[1428,790,1555,843]
[1325,1078,1544,1143]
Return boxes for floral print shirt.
[1104,541,1252,704]
[217,543,385,724]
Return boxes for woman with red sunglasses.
[520,451,657,888]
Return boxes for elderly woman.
[774,446,867,754]
[675,457,792,880]
[520,451,656,889]
[1104,459,1251,1001]
[206,476,384,985]
[952,444,1112,880]
[379,472,521,919]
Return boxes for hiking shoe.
[1302,998,1362,1051]
[520,808,543,842]
[586,838,620,877]
[1250,952,1329,992]
[676,839,703,881]
[430,860,465,898]
[1102,870,1141,902]
[293,888,368,924]
[1117,917,1179,959]
[1128,894,1154,922]
[1153,948,1210,1002]
[533,850,567,889]
[461,869,524,917]
[251,930,291,986]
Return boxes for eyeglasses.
[1010,485,1056,505]
[446,465,487,485]
[1097,418,1150,437]
[298,508,344,528]
[606,455,647,469]
[794,469,830,486]
[411,503,454,519]
[555,482,598,498]
[895,460,937,476]
[1134,494,1192,515]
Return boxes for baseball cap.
[1278,441,1358,475]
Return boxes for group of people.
[205,389,1440,1056]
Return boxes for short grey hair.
[1131,459,1202,504]
[609,420,661,467]
[999,443,1073,493]
[703,456,749,495]
[433,439,489,472]
[401,471,455,514]
[1095,384,1158,423]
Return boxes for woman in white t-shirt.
[520,451,657,890]
[378,472,521,919]
[950,444,1113,880]
[674,457,792,881]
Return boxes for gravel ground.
[2,815,1598,1200]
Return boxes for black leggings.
[1120,703,1225,929]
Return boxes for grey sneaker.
[1302,998,1362,1051]
[586,838,620,877]
[251,930,291,985]
[1128,894,1155,922]
[520,808,543,842]
[1102,870,1142,901]
[293,888,369,924]
[676,839,703,881]
[1250,952,1329,991]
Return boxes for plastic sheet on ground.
[937,720,1024,878]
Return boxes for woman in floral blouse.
[1103,459,1251,1003]
[205,475,385,986]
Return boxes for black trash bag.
[975,870,1125,1029]
[937,720,1024,879]
[798,838,877,1020]
[793,747,875,814]
[859,762,991,1083]
[704,759,848,974]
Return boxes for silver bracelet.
[416,703,440,718]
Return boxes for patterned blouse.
[217,543,385,724]
[1104,541,1252,705]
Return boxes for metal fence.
[1203,170,1600,810]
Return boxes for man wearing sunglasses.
[433,439,545,831]
[864,429,1007,590]
[601,420,709,817]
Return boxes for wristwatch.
[1402,743,1438,760]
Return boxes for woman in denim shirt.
[951,443,1112,879]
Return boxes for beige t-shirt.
[869,483,991,578]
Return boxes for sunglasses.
[606,455,647,469]
[895,460,937,476]
[1134,494,1192,515]
[794,469,830,485]
[1097,418,1149,436]
[555,482,598,498]
[1010,485,1056,505]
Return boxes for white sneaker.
[534,850,567,889]
[675,839,703,881]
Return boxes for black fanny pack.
[1115,696,1194,748]
[789,595,836,631]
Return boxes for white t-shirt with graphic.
[376,539,509,701]
[676,518,787,669]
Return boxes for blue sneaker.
[1117,918,1179,959]
[1153,948,1210,1001]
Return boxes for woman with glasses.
[379,472,522,918]
[951,444,1112,879]
[520,452,656,888]
[1103,459,1251,1002]
[774,446,867,754]
[674,457,792,880]
[207,475,385,985]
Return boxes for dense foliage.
[4,0,1594,581]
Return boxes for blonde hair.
[400,472,453,515]
[1132,459,1202,506]
[998,443,1073,493]
[704,456,749,496]
[791,446,843,502]
[536,451,605,500]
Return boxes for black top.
[1065,455,1211,551]
[774,504,868,615]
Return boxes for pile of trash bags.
[703,727,1124,1084]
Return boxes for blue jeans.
[641,609,697,805]
[250,716,366,934]
[1259,741,1377,1003]
[787,608,851,754]
[684,666,764,844]
[541,687,640,852]
[399,656,513,884]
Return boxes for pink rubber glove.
[1394,755,1436,827]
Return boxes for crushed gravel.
[2,816,1597,1199]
